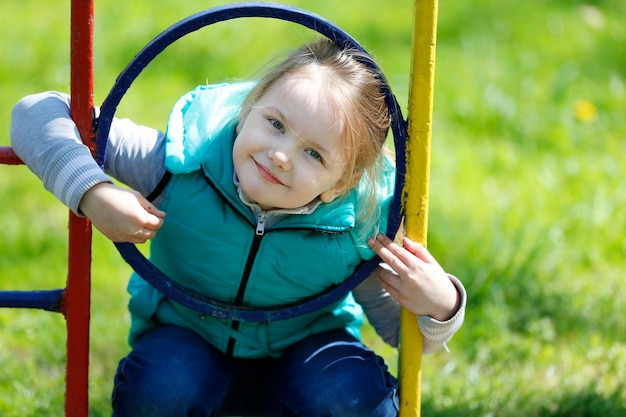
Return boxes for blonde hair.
[240,39,391,226]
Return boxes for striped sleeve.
[417,275,466,351]
[354,272,466,351]
[43,147,112,214]
[11,91,112,214]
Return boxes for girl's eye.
[270,118,285,133]
[306,149,323,162]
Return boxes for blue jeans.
[111,325,399,417]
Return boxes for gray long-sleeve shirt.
[11,91,466,352]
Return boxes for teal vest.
[126,83,394,358]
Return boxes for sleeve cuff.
[417,274,466,350]
[42,146,113,214]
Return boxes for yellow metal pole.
[399,0,439,416]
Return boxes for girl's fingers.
[376,264,400,291]
[145,203,166,218]
[143,214,165,231]
[368,235,399,267]
[402,237,440,267]
[141,202,166,230]
[128,228,156,244]
[369,234,416,271]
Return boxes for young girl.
[11,39,465,417]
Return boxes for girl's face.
[233,69,348,210]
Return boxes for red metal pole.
[64,1,94,416]
[0,147,23,165]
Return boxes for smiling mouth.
[255,161,285,186]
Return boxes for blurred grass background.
[1,0,624,416]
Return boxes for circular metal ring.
[96,2,407,322]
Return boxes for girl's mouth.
[255,161,285,186]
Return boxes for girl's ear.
[319,185,345,203]
[319,172,362,203]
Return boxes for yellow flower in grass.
[574,99,598,122]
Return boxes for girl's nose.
[268,147,292,171]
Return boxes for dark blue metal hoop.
[96,2,407,322]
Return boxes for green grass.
[1,0,625,416]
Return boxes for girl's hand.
[79,182,166,243]
[367,234,459,321]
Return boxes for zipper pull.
[256,211,267,235]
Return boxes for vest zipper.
[256,211,267,235]
[199,171,352,356]
[226,211,267,356]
